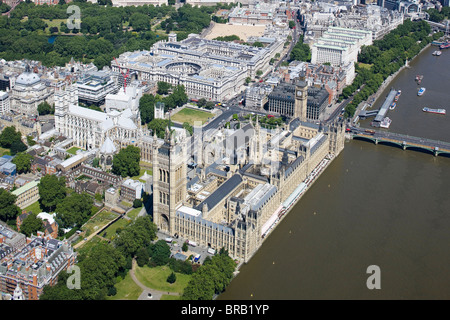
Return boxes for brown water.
[219,45,450,300]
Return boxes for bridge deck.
[353,130,450,154]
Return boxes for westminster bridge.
[349,127,450,157]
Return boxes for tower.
[250,115,263,164]
[54,89,69,136]
[328,119,346,156]
[152,126,188,235]
[294,79,308,121]
[154,101,165,119]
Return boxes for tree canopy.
[38,175,67,212]
[290,35,311,62]
[19,212,44,237]
[148,118,172,139]
[112,145,140,178]
[341,19,436,118]
[113,215,157,258]
[0,126,21,149]
[12,152,33,174]
[55,192,93,228]
[0,189,20,223]
[182,249,236,300]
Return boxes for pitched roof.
[194,173,243,211]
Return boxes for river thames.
[219,44,450,300]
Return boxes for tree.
[38,175,66,212]
[289,20,295,29]
[167,272,176,284]
[107,286,117,296]
[135,247,149,267]
[10,139,27,155]
[149,240,171,266]
[92,158,99,168]
[112,145,140,178]
[157,81,172,95]
[181,248,235,300]
[12,152,32,174]
[114,216,157,258]
[133,199,142,208]
[148,118,171,139]
[37,101,53,115]
[171,85,188,107]
[77,243,126,300]
[205,101,215,110]
[20,212,44,237]
[0,126,21,148]
[0,189,20,222]
[56,192,93,228]
[139,94,156,125]
[245,77,251,85]
[26,135,36,147]
[182,122,193,135]
[182,242,188,252]
[197,98,207,108]
[129,12,150,32]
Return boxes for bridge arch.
[436,151,450,158]
[404,145,436,156]
[377,140,404,150]
[353,135,377,144]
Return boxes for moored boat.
[415,75,423,84]
[422,107,446,115]
[380,117,392,128]
[389,102,396,110]
[440,42,450,49]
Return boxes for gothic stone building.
[151,104,345,262]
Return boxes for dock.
[373,89,397,124]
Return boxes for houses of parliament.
[52,78,345,263]
[152,79,345,263]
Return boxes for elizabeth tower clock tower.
[294,79,308,121]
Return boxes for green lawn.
[81,210,118,236]
[171,107,213,126]
[23,201,43,214]
[126,207,142,220]
[43,19,66,29]
[0,147,10,156]
[66,146,81,155]
[358,62,373,69]
[101,217,131,240]
[131,167,152,183]
[107,272,143,300]
[134,265,191,295]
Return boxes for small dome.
[16,71,41,86]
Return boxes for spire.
[13,283,24,300]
